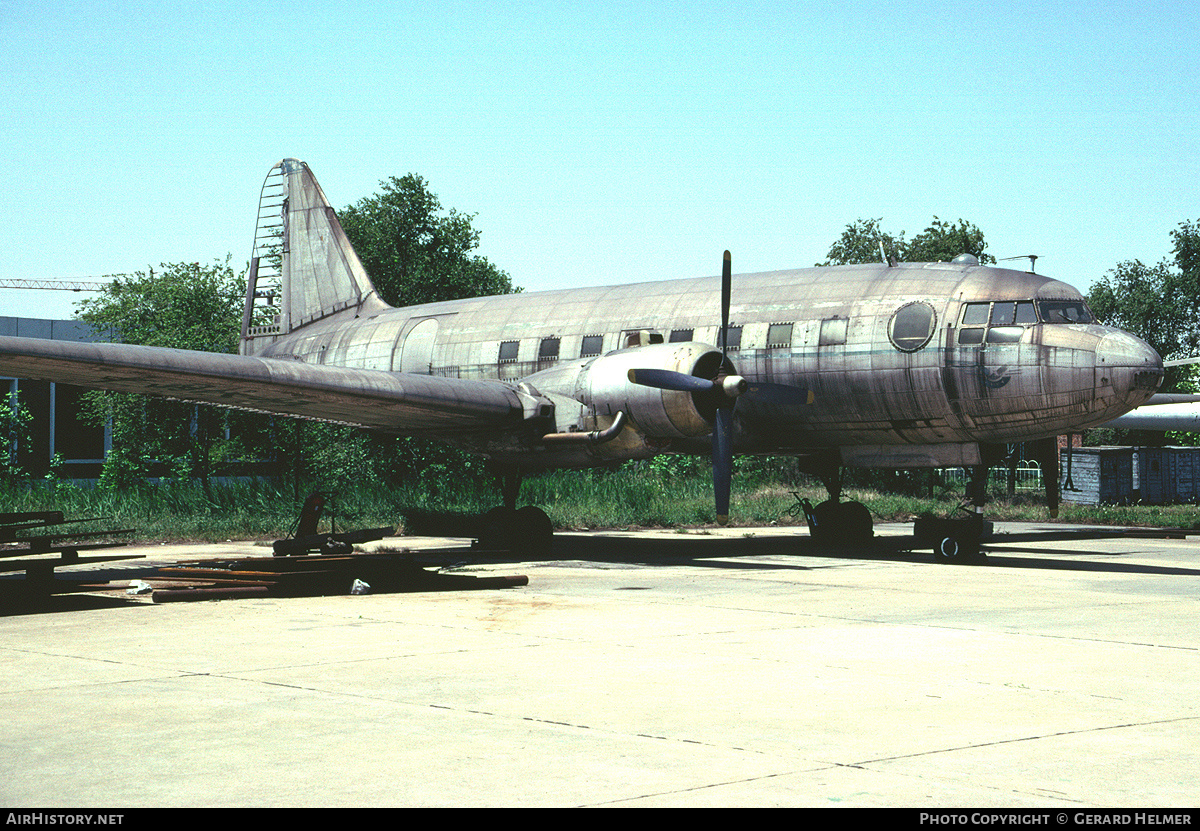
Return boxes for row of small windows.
[495,318,867,363]
[499,336,590,364]
[498,326,753,364]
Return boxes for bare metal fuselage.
[250,260,1162,469]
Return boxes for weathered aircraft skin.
[0,159,1164,477]
[232,161,1162,470]
[242,260,1162,470]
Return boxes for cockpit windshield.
[1037,300,1094,324]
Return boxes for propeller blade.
[627,368,716,393]
[711,250,735,526]
[720,250,731,354]
[712,406,733,525]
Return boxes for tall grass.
[3,466,1197,543]
[1,479,329,542]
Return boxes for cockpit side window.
[991,302,1017,326]
[958,303,988,345]
[961,303,990,326]
[987,301,1038,327]
[986,326,1023,343]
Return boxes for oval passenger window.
[889,302,936,352]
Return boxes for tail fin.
[240,159,388,356]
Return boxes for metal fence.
[940,463,1044,491]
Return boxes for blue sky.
[2,0,1197,320]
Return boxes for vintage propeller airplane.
[0,159,1166,559]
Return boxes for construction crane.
[0,278,111,292]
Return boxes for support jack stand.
[272,492,393,557]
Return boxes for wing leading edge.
[0,336,524,434]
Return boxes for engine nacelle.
[578,342,729,439]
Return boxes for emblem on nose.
[980,365,1011,389]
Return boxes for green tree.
[338,174,517,307]
[817,218,905,266]
[0,391,33,484]
[820,216,993,266]
[905,217,994,264]
[327,174,523,498]
[1088,220,1200,393]
[75,259,248,487]
[78,259,245,353]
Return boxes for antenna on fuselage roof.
[999,254,1039,272]
[878,241,897,267]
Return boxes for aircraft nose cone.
[1097,330,1163,408]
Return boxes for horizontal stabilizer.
[0,336,522,433]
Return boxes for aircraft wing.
[1100,393,1200,431]
[0,336,525,433]
[1101,403,1200,432]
